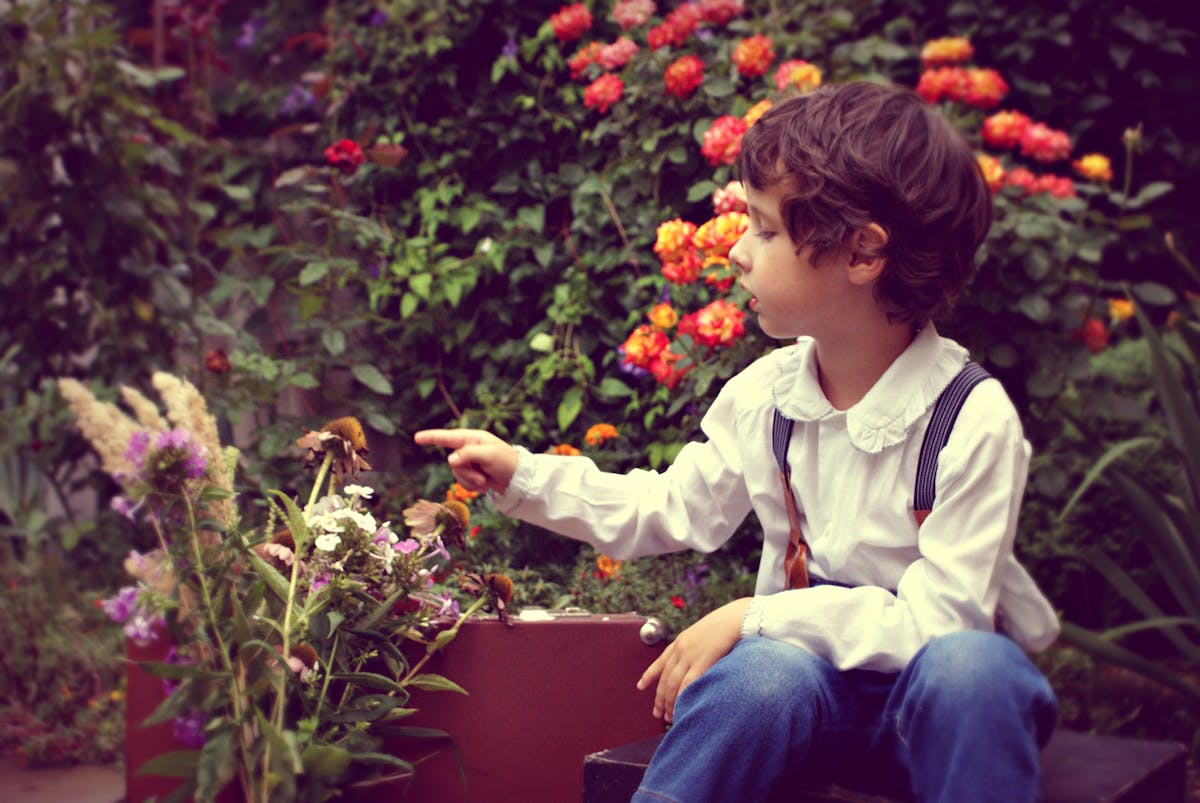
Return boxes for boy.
[416,81,1059,802]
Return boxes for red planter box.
[126,613,666,802]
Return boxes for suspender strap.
[912,361,991,524]
[771,411,809,589]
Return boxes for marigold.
[1073,153,1114,183]
[712,180,747,214]
[611,0,656,30]
[1108,297,1134,323]
[549,443,582,456]
[773,59,822,92]
[598,37,639,70]
[693,212,749,260]
[585,423,620,446]
[549,3,593,42]
[446,481,481,503]
[701,115,748,166]
[664,54,705,98]
[981,110,1032,150]
[648,302,679,329]
[1019,122,1071,163]
[976,153,1005,194]
[679,298,746,348]
[595,554,623,579]
[742,99,772,128]
[732,34,774,78]
[583,73,624,114]
[920,36,974,67]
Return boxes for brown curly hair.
[737,81,993,325]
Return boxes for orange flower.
[664,54,705,98]
[962,68,1008,109]
[732,34,774,78]
[648,302,679,329]
[920,36,974,67]
[660,253,703,284]
[679,298,746,348]
[1073,317,1109,353]
[1073,153,1113,183]
[583,73,624,114]
[773,59,822,92]
[549,2,593,42]
[568,41,604,79]
[585,423,620,446]
[549,443,582,456]
[1020,122,1071,163]
[916,66,967,104]
[981,110,1032,150]
[741,99,772,128]
[649,349,689,388]
[446,482,481,503]
[621,324,670,369]
[693,211,749,260]
[654,218,699,264]
[596,554,622,579]
[976,154,1005,193]
[1108,298,1134,323]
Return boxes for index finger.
[413,429,483,449]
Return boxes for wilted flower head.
[297,417,371,483]
[402,499,469,551]
[460,572,515,625]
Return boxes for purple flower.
[110,495,143,522]
[124,431,151,468]
[156,428,189,450]
[437,593,459,617]
[501,36,518,60]
[310,573,330,594]
[123,611,164,646]
[279,84,315,115]
[101,586,139,623]
[183,451,207,479]
[234,16,264,49]
[173,711,207,748]
[369,9,388,26]
[394,538,419,554]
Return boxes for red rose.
[323,139,365,175]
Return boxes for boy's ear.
[846,223,888,285]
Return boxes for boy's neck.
[814,321,917,411]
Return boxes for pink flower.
[664,54,705,98]
[712,180,747,214]
[701,115,748,166]
[323,139,365,175]
[732,34,774,78]
[1019,122,1072,163]
[568,41,604,79]
[583,73,624,114]
[697,0,745,25]
[648,2,701,49]
[962,68,1008,109]
[598,37,639,70]
[981,110,1032,150]
[916,66,968,104]
[549,3,593,42]
[611,0,656,30]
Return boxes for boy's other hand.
[413,429,519,495]
[637,597,751,723]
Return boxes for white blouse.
[493,325,1060,672]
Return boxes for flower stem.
[401,595,489,684]
[306,452,335,513]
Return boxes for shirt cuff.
[489,445,536,515]
[740,595,766,639]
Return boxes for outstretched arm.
[413,429,519,494]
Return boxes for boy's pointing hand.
[414,429,519,495]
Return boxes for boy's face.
[730,180,852,341]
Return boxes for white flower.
[314,532,341,552]
[310,512,345,534]
[333,508,377,532]
[343,484,375,500]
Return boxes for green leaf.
[687,180,720,203]
[352,364,394,395]
[322,329,346,356]
[1058,622,1200,706]
[136,660,228,681]
[557,386,583,432]
[400,292,419,318]
[406,672,469,694]
[221,184,253,203]
[135,750,201,778]
[529,332,555,353]
[409,273,432,300]
[196,731,235,801]
[702,76,735,98]
[302,744,353,782]
[326,694,404,723]
[1131,281,1176,306]
[299,261,329,286]
[1127,181,1173,209]
[1058,436,1157,521]
[330,671,406,694]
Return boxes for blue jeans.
[633,631,1057,803]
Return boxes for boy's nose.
[729,235,749,275]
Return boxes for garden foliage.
[1,0,1198,767]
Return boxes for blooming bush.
[59,374,510,800]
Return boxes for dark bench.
[583,729,1188,802]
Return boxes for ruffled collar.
[770,325,969,454]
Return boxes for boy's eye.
[756,229,776,241]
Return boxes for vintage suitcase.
[126,610,667,802]
[389,609,668,802]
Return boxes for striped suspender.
[771,361,992,585]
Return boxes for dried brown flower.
[296,416,372,483]
[460,571,515,626]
